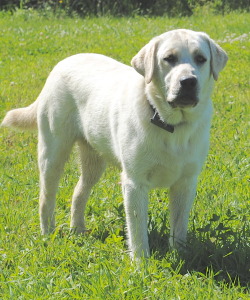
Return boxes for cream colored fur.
[2,29,227,259]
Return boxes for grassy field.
[0,10,249,299]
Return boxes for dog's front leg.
[122,176,150,259]
[169,176,198,249]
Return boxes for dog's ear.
[206,36,228,81]
[131,38,159,84]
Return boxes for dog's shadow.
[90,206,249,287]
[148,217,250,288]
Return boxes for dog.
[2,29,228,259]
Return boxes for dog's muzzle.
[169,75,199,108]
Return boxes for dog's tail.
[1,99,38,130]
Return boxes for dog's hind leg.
[70,140,106,233]
[38,119,76,235]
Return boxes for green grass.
[0,10,249,299]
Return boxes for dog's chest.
[144,134,201,188]
[146,163,180,188]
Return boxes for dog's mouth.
[167,76,199,108]
[168,94,199,108]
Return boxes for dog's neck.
[146,81,176,133]
[149,103,175,133]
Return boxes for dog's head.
[131,29,228,109]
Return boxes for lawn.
[0,10,249,299]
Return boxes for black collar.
[149,104,175,133]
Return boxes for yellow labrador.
[2,29,228,258]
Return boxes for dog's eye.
[195,55,207,64]
[164,54,177,64]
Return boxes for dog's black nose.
[180,76,197,89]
